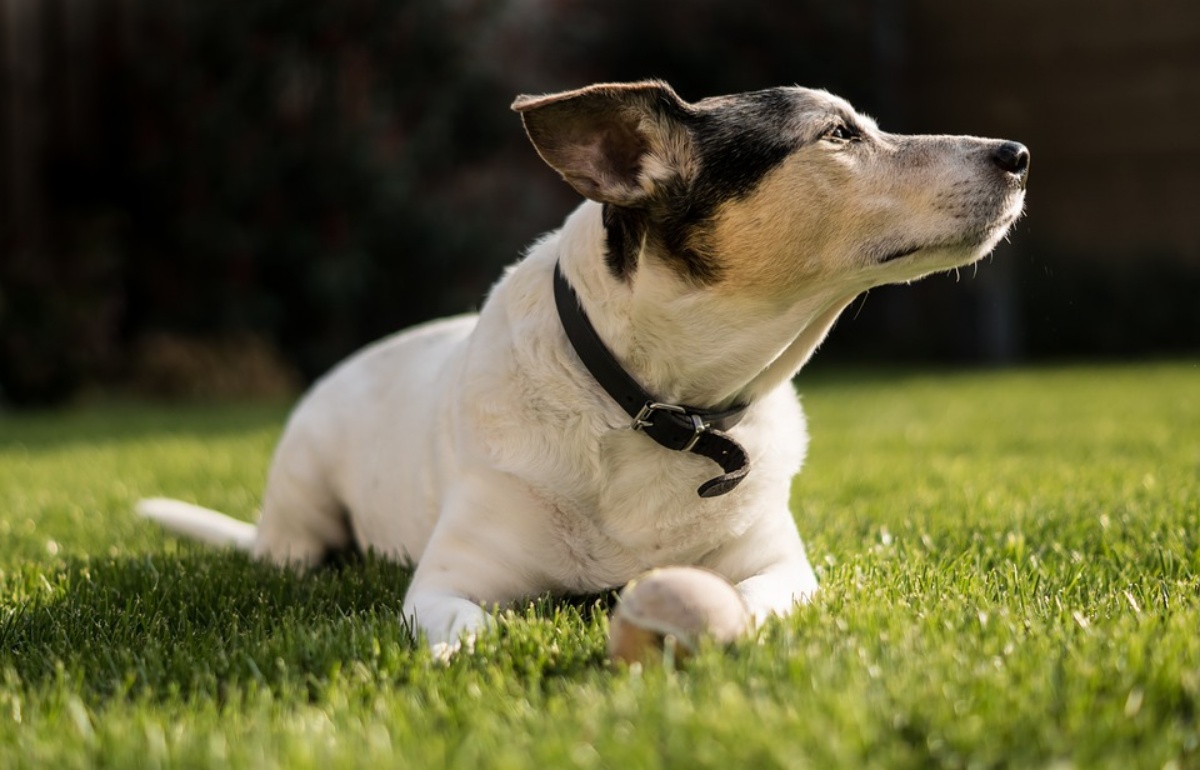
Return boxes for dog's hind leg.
[252,432,354,568]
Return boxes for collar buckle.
[630,401,686,430]
[631,402,712,453]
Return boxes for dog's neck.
[557,203,858,410]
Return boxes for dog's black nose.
[992,141,1030,176]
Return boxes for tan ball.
[607,566,751,665]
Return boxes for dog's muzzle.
[553,261,751,497]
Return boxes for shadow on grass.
[0,550,415,701]
[0,549,618,703]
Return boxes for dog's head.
[513,81,1028,302]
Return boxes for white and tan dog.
[139,81,1028,654]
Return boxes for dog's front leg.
[402,476,553,658]
[702,510,819,626]
[732,565,818,626]
[402,586,492,660]
[403,542,513,659]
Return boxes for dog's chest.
[546,506,730,594]
[540,432,759,592]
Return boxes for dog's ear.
[512,81,694,206]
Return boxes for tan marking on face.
[706,147,865,298]
[706,132,1024,300]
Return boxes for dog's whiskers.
[850,290,871,320]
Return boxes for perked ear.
[512,81,694,206]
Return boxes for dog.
[139,80,1028,655]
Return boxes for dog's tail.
[136,497,257,551]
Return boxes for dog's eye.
[825,123,860,142]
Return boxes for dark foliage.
[115,0,517,380]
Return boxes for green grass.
[1,362,1198,769]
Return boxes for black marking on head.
[602,203,644,280]
[690,88,804,203]
[602,88,806,285]
[603,173,721,284]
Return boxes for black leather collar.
[552,261,751,497]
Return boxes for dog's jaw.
[869,184,1026,287]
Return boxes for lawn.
[1,362,1198,769]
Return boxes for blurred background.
[1,0,1197,407]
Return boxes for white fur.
[137,498,257,550]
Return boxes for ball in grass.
[607,566,751,665]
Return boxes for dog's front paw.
[430,640,459,664]
[405,589,491,661]
[427,632,479,664]
[734,568,818,626]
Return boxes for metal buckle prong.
[681,414,711,452]
[631,401,687,431]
